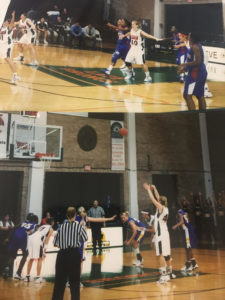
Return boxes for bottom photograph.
[0,111,224,300]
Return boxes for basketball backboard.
[9,122,63,161]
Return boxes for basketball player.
[13,13,38,66]
[24,217,54,283]
[0,11,20,83]
[178,33,207,110]
[140,209,155,249]
[120,211,146,267]
[8,213,38,280]
[123,20,160,82]
[143,183,174,283]
[0,0,11,28]
[103,19,131,76]
[173,209,198,272]
[174,33,188,83]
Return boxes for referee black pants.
[52,248,81,300]
[91,223,102,252]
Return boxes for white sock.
[19,53,23,57]
[145,71,150,77]
[160,267,167,275]
[107,65,113,72]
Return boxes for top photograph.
[0,0,224,112]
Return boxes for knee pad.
[164,255,170,262]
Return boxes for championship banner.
[0,113,8,158]
[111,121,125,171]
[203,46,225,65]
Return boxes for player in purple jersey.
[7,213,38,280]
[173,209,199,272]
[103,19,132,76]
[174,33,188,83]
[178,33,207,111]
[121,211,146,267]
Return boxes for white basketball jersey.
[36,224,51,242]
[154,206,169,237]
[19,18,34,33]
[0,26,13,45]
[130,29,144,51]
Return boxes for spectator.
[61,8,70,23]
[41,211,51,225]
[0,213,14,231]
[70,22,83,48]
[202,197,215,247]
[36,17,48,45]
[47,5,60,23]
[215,193,225,245]
[82,24,96,48]
[193,192,203,243]
[53,16,67,45]
[88,200,105,255]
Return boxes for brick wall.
[135,112,205,209]
[110,0,155,34]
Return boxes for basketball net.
[35,153,53,170]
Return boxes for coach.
[52,207,88,300]
[88,200,105,255]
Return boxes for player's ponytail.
[160,196,168,207]
[78,206,86,217]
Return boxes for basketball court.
[0,46,224,112]
[0,247,225,300]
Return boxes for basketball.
[119,127,128,137]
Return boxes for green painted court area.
[46,264,205,289]
[36,65,178,87]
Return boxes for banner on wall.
[203,46,225,65]
[111,121,125,171]
[0,113,8,158]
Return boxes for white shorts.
[27,234,43,259]
[155,231,171,257]
[19,32,36,45]
[0,44,13,59]
[125,48,145,65]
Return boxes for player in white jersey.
[13,13,38,66]
[0,0,11,28]
[143,183,175,284]
[123,20,160,82]
[0,11,20,83]
[24,218,54,283]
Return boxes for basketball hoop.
[35,153,54,170]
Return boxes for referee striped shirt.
[54,220,88,249]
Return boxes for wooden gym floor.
[0,45,224,113]
[0,247,225,299]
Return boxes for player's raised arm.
[8,11,15,30]
[143,183,163,212]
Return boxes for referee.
[52,207,88,300]
[88,200,105,255]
